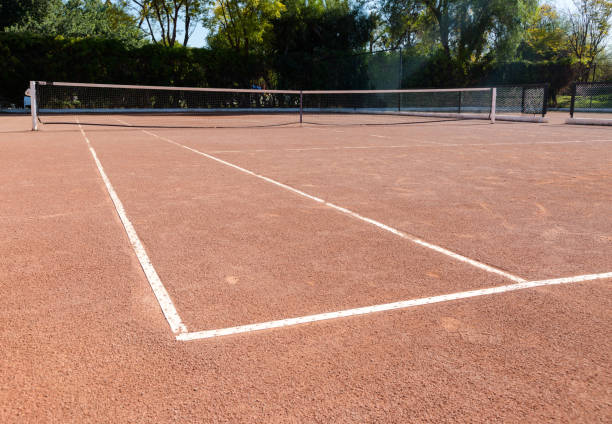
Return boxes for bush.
[0,32,578,108]
[0,32,267,106]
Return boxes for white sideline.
[77,119,187,334]
[177,272,612,341]
[142,130,525,284]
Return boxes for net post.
[299,90,303,125]
[490,88,496,123]
[569,83,576,118]
[458,90,462,114]
[29,81,38,131]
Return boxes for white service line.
[141,130,525,283]
[427,139,605,147]
[206,146,413,153]
[177,271,612,340]
[205,138,612,154]
[78,119,187,334]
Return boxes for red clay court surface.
[1,113,611,422]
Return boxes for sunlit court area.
[1,0,611,422]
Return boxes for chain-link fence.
[307,50,549,116]
[494,84,549,116]
[569,82,612,117]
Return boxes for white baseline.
[177,272,612,341]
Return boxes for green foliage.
[124,0,206,46]
[558,92,611,108]
[6,0,147,48]
[371,0,539,72]
[0,0,607,108]
[205,0,286,55]
[567,0,612,81]
[269,0,374,89]
[424,0,538,62]
[373,0,428,49]
[0,31,267,107]
[0,0,51,29]
[519,4,569,61]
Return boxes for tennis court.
[2,94,611,421]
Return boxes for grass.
[556,94,612,109]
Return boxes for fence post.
[398,47,403,111]
[569,83,576,118]
[299,90,303,125]
[398,47,403,90]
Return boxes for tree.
[375,1,537,61]
[204,0,285,55]
[519,3,569,61]
[269,0,374,88]
[426,0,537,63]
[567,0,612,81]
[371,0,427,50]
[0,0,52,29]
[7,0,146,47]
[126,0,206,46]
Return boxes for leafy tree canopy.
[204,0,286,55]
[519,3,569,61]
[123,0,206,47]
[6,0,146,47]
[566,0,612,81]
[371,0,538,63]
[269,0,374,88]
[0,0,51,29]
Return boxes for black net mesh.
[299,89,493,126]
[495,85,548,115]
[33,82,508,128]
[301,90,492,114]
[36,83,301,112]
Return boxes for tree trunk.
[183,1,191,46]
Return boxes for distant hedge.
[0,32,266,107]
[0,32,575,108]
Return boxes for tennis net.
[29,81,498,130]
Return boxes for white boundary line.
[177,272,612,340]
[141,130,525,284]
[205,139,612,154]
[77,118,187,334]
